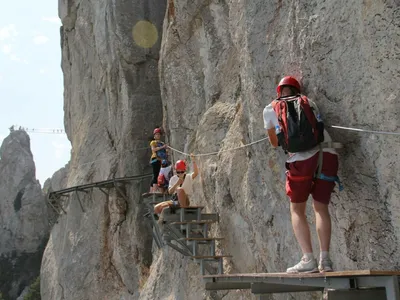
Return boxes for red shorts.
[285,152,339,204]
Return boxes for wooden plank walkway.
[203,270,400,279]
[203,270,400,299]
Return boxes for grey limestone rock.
[41,0,167,299]
[0,130,49,299]
[42,0,400,299]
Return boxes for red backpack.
[271,95,324,153]
[157,173,166,187]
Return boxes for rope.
[168,124,399,157]
[62,124,400,168]
[329,125,400,136]
[168,137,270,157]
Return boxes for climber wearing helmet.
[153,154,198,214]
[263,76,340,273]
[149,127,168,192]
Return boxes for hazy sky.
[0,0,71,184]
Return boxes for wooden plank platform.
[163,213,219,222]
[203,270,400,279]
[203,270,400,299]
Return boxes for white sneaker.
[319,258,333,273]
[286,257,319,273]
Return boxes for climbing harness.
[285,144,344,192]
[316,173,344,191]
[315,143,344,192]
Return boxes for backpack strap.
[180,174,186,187]
[271,100,288,145]
[316,144,323,178]
[299,95,319,141]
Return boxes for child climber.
[154,154,198,214]
[149,128,168,192]
[157,159,173,193]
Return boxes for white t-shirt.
[263,98,337,163]
[159,165,172,182]
[169,172,195,196]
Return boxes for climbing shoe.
[318,258,333,273]
[286,257,319,273]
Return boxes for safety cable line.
[329,125,400,136]
[63,124,400,168]
[168,125,400,157]
[168,137,270,157]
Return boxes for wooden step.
[179,237,224,241]
[163,213,219,222]
[192,255,232,259]
[170,220,216,225]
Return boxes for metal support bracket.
[146,203,164,248]
[251,282,323,294]
[98,187,109,196]
[46,196,64,214]
[357,276,400,300]
[75,190,85,213]
[164,224,192,253]
[262,277,351,289]
[113,182,129,201]
[166,242,192,256]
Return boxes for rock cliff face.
[156,0,400,298]
[0,131,50,299]
[42,0,399,299]
[41,0,166,299]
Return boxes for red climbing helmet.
[175,160,187,172]
[153,128,162,135]
[276,76,301,95]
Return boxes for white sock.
[320,251,329,260]
[303,252,314,261]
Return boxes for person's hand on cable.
[190,153,199,179]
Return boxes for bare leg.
[154,201,172,214]
[290,202,313,254]
[177,187,189,207]
[313,200,331,252]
